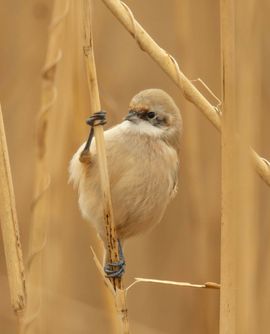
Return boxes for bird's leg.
[104,239,126,278]
[80,111,107,163]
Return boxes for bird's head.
[125,89,182,151]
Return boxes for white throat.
[120,120,164,137]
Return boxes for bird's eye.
[147,111,156,119]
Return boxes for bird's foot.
[104,259,125,278]
[104,240,126,278]
[80,111,107,163]
[86,111,107,127]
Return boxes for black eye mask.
[126,109,167,127]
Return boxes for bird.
[69,88,182,277]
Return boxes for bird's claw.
[104,239,126,278]
[104,259,126,278]
[80,111,106,163]
[86,111,107,127]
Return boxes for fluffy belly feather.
[77,139,177,241]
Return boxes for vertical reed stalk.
[82,0,129,332]
[0,106,26,329]
[24,1,69,333]
[220,1,237,333]
[235,0,258,332]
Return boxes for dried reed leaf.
[0,106,26,319]
[24,1,70,332]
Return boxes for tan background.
[0,0,269,333]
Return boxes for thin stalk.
[82,1,129,333]
[99,0,270,187]
[0,105,26,328]
[127,278,220,291]
[220,1,237,333]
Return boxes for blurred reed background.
[0,0,269,333]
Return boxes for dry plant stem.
[25,1,69,332]
[92,247,220,292]
[101,0,220,129]
[0,106,26,320]
[128,278,220,291]
[82,1,129,332]
[234,1,259,331]
[220,1,237,333]
[251,149,270,185]
[100,0,270,187]
[82,0,120,293]
[91,247,115,295]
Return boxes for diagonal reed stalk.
[24,1,69,333]
[0,105,26,331]
[82,0,129,333]
[99,0,270,187]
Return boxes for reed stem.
[82,1,130,332]
[220,1,237,332]
[0,105,26,328]
[99,0,270,187]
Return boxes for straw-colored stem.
[251,149,270,185]
[220,1,237,333]
[234,1,258,332]
[82,1,129,332]
[24,1,69,332]
[0,106,26,320]
[99,0,270,187]
[127,278,220,291]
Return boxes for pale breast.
[75,122,179,241]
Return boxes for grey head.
[125,88,182,150]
